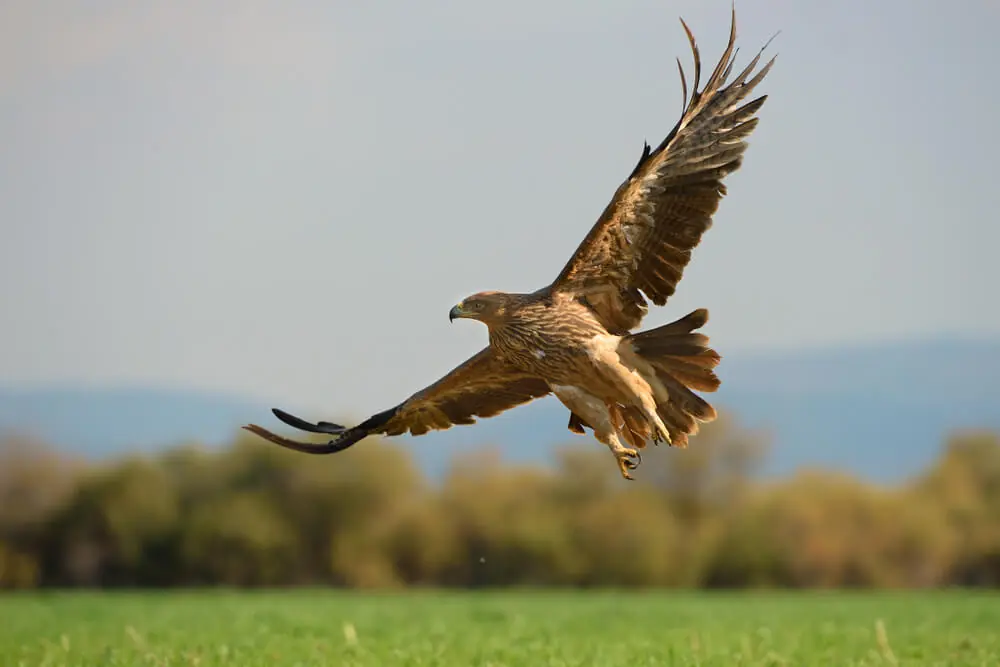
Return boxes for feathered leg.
[552,384,641,480]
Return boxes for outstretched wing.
[550,9,776,333]
[243,347,551,454]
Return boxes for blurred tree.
[320,437,427,587]
[915,430,1000,585]
[181,491,299,586]
[0,436,82,587]
[0,540,40,588]
[640,414,770,522]
[570,485,683,586]
[1,424,996,590]
[705,469,960,588]
[437,450,579,586]
[43,456,178,586]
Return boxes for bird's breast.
[489,307,610,383]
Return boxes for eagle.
[244,9,775,480]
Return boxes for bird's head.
[449,291,510,327]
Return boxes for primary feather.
[551,7,775,333]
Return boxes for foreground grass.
[0,590,998,666]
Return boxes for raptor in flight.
[244,10,775,479]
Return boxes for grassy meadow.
[1,590,998,666]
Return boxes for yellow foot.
[652,421,672,447]
[613,447,642,480]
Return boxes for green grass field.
[1,590,998,666]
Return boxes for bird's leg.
[648,412,672,447]
[593,351,672,448]
[551,384,641,480]
[581,401,642,479]
[624,388,671,447]
[596,428,642,481]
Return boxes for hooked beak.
[449,303,464,323]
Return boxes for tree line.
[1,414,997,589]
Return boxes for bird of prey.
[244,9,775,480]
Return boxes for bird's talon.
[615,447,642,478]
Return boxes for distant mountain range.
[2,338,998,483]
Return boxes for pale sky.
[2,0,997,415]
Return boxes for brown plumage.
[244,9,775,480]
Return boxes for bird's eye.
[475,302,485,310]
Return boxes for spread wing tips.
[730,31,779,93]
[272,408,346,434]
[241,407,371,455]
[678,17,702,94]
[675,57,689,112]
[241,423,365,455]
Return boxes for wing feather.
[243,348,550,454]
[549,8,776,332]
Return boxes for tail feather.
[609,403,653,450]
[645,307,709,335]
[657,373,717,421]
[625,308,721,448]
[655,358,720,393]
[635,338,714,358]
[657,399,698,447]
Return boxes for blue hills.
[2,338,998,483]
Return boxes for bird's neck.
[487,316,540,357]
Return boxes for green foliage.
[0,421,998,589]
[1,590,999,666]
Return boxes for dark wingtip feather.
[242,423,333,453]
[242,423,368,455]
[678,17,701,96]
[628,141,654,180]
[729,29,780,92]
[762,29,782,53]
[702,6,739,96]
[357,404,402,431]
[675,57,688,113]
[271,408,346,434]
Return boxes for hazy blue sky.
[2,0,997,414]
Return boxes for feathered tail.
[623,308,720,448]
